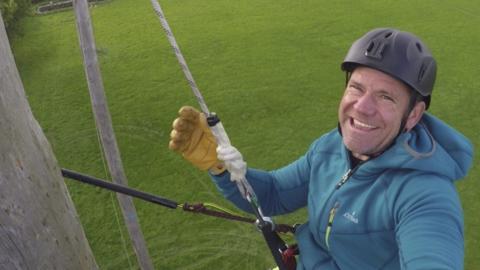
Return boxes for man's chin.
[343,141,373,160]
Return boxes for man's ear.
[405,101,426,131]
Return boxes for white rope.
[149,0,258,202]
[149,0,210,115]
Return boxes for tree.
[0,12,98,269]
[0,0,31,34]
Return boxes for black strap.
[61,168,178,208]
[258,221,290,270]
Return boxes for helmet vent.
[366,41,375,52]
[418,64,426,82]
[365,40,386,59]
[416,42,423,52]
[384,32,393,38]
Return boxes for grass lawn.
[10,0,479,269]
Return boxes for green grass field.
[10,0,479,269]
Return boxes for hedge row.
[0,0,31,34]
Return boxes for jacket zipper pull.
[336,169,353,189]
[325,202,339,250]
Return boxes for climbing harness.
[149,0,295,269]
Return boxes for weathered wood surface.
[0,12,98,270]
[72,0,154,269]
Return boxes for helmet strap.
[345,70,353,86]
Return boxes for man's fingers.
[169,130,190,152]
[172,118,195,132]
[169,140,188,152]
[168,140,181,151]
[169,106,200,153]
[178,106,200,121]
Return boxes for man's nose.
[354,94,376,115]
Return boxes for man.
[169,28,473,269]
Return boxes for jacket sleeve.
[209,147,313,216]
[392,174,464,270]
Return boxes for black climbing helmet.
[341,28,436,109]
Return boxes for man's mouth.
[350,118,377,131]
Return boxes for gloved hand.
[217,145,247,183]
[169,106,226,174]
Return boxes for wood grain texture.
[0,12,98,270]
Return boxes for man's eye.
[349,84,361,91]
[381,95,395,102]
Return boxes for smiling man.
[169,28,474,269]
[338,66,425,162]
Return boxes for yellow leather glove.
[169,106,226,174]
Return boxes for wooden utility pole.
[0,13,98,269]
[72,0,154,269]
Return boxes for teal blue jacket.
[211,113,473,269]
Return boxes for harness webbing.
[182,202,256,223]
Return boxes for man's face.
[338,66,420,160]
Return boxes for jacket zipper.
[325,201,339,250]
[335,157,365,189]
[325,162,364,250]
[336,169,353,189]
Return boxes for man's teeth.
[354,119,375,129]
